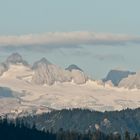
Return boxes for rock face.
[32,59,88,85]
[71,70,88,84]
[65,64,83,72]
[6,53,28,66]
[66,64,88,84]
[119,71,140,89]
[0,53,88,85]
[103,70,136,86]
[0,53,29,76]
[32,57,51,69]
[32,58,71,85]
[0,63,8,76]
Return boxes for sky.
[0,0,140,79]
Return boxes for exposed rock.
[103,69,136,86]
[32,58,88,85]
[66,64,83,72]
[0,63,8,76]
[6,53,28,66]
[119,71,140,89]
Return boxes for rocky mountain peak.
[65,64,83,72]
[103,69,136,86]
[32,57,52,70]
[6,53,28,66]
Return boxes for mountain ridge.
[0,53,140,115]
[103,69,136,86]
[0,53,89,85]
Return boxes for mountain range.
[0,53,140,116]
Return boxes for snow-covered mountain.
[32,58,88,85]
[0,53,28,76]
[6,53,28,66]
[0,53,88,85]
[32,58,71,85]
[0,53,140,116]
[103,69,136,86]
[119,71,140,89]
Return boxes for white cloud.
[0,32,140,47]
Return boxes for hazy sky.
[0,0,140,79]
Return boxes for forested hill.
[21,108,140,134]
[0,118,139,140]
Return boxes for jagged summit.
[0,53,140,114]
[39,57,52,65]
[32,57,52,70]
[0,53,88,85]
[32,59,88,85]
[0,53,28,76]
[6,53,28,66]
[103,69,136,86]
[65,64,83,72]
[32,58,71,85]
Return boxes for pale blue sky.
[0,0,140,35]
[0,0,140,79]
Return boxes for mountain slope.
[0,53,140,115]
[0,53,28,76]
[103,69,136,86]
[65,64,83,72]
[119,71,140,89]
[6,53,28,66]
[0,63,8,76]
[23,108,140,134]
[32,58,88,85]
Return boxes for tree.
[125,131,130,140]
[132,133,139,140]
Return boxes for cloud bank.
[0,32,140,48]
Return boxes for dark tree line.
[0,118,139,140]
[21,108,140,134]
